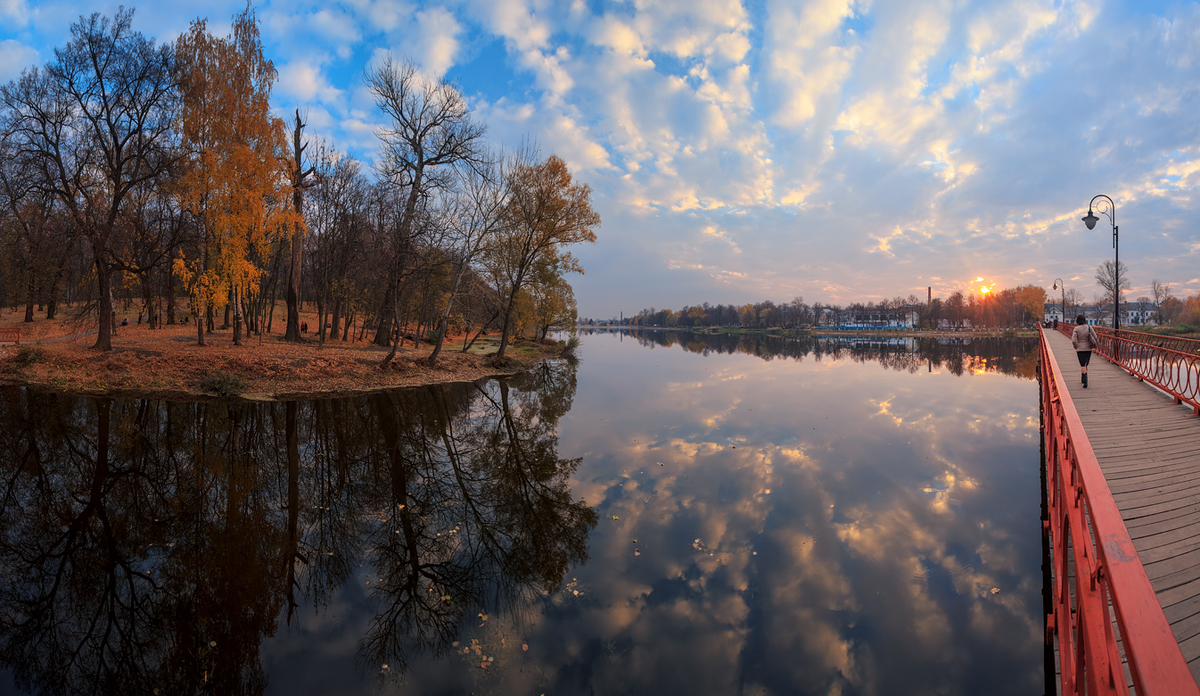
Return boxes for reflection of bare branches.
[0,360,594,693]
[627,330,1039,379]
[358,361,595,674]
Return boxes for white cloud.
[0,0,29,28]
[0,39,37,82]
[764,0,858,127]
[411,7,462,77]
[277,61,344,103]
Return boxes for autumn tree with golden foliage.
[174,6,298,347]
[488,153,599,359]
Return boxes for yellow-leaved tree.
[174,6,297,346]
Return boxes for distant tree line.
[629,285,1050,330]
[0,7,599,364]
[609,329,1040,379]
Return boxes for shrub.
[561,335,582,356]
[15,346,43,365]
[200,370,246,397]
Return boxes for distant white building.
[1125,300,1158,327]
[1043,303,1068,323]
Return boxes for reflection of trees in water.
[0,359,593,695]
[627,330,1039,379]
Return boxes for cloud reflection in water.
[538,331,1043,695]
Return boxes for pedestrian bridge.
[1040,325,1200,695]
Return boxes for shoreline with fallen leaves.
[0,313,568,401]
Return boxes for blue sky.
[4,0,1199,318]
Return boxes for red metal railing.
[0,328,19,346]
[1055,324,1200,415]
[1040,326,1199,695]
[1106,328,1200,356]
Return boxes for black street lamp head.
[1053,283,1058,290]
[1082,209,1099,230]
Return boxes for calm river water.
[0,331,1044,695]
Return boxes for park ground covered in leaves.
[0,306,562,399]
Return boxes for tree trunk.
[94,260,113,350]
[196,299,205,346]
[233,284,243,346]
[330,298,341,343]
[316,294,326,346]
[141,274,154,329]
[285,110,309,342]
[496,290,519,359]
[166,266,176,325]
[427,262,466,365]
[463,308,498,353]
[380,291,404,367]
[372,278,398,346]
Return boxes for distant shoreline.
[580,326,1038,338]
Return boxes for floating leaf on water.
[452,641,459,647]
[752,551,758,556]
[990,587,1000,595]
[522,644,529,652]
[572,589,579,596]
[611,515,619,520]
[209,641,216,647]
[634,549,640,556]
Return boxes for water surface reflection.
[0,334,1043,695]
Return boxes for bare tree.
[427,154,509,365]
[1095,259,1130,323]
[1063,287,1084,319]
[0,9,176,350]
[285,109,315,342]
[365,56,485,362]
[1151,278,1172,324]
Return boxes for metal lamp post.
[1081,194,1119,331]
[1052,277,1066,322]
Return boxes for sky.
[3,0,1200,319]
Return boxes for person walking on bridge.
[1071,314,1099,388]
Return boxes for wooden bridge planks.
[1045,329,1200,681]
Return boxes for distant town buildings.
[1043,300,1161,327]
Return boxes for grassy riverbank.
[0,308,565,400]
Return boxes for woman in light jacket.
[1071,314,1099,388]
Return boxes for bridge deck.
[1045,328,1200,680]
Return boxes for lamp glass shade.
[1082,210,1099,230]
